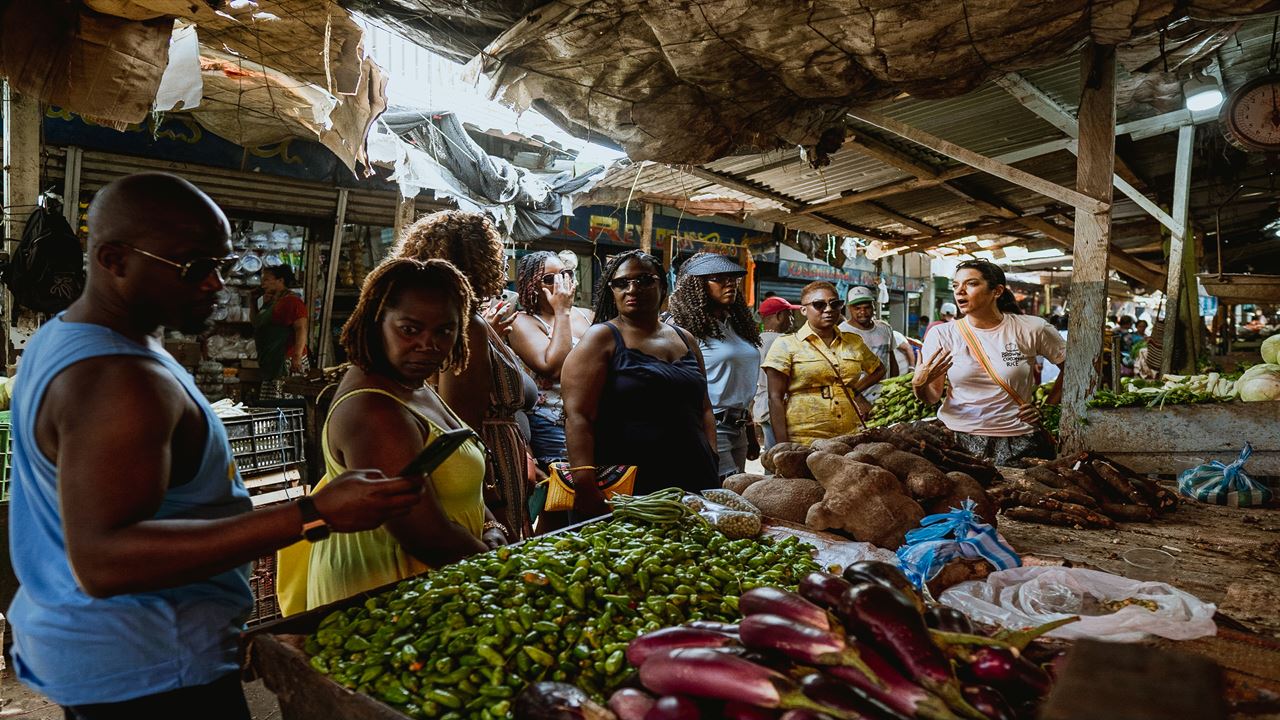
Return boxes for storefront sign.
[778,259,877,286]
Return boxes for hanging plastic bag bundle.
[1177,443,1272,507]
[895,498,1022,590]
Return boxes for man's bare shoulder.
[47,355,185,424]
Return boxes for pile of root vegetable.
[991,453,1178,529]
[725,422,1001,552]
[516,561,1074,720]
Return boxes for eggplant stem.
[993,616,1080,650]
[788,691,865,720]
[932,681,992,720]
[929,629,1018,651]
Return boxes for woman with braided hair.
[667,252,763,478]
[562,250,718,519]
[508,251,593,468]
[394,210,533,539]
[301,258,505,610]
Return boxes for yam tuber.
[722,473,767,495]
[741,477,825,524]
[761,442,809,475]
[811,438,854,455]
[926,472,998,528]
[847,445,952,501]
[773,450,815,479]
[805,452,899,495]
[804,484,924,548]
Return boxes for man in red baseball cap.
[752,296,801,451]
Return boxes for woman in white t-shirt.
[912,260,1065,465]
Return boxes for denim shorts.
[528,409,568,467]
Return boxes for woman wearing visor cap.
[668,252,762,478]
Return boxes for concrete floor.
[0,668,282,719]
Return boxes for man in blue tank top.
[7,173,425,719]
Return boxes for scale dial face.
[1222,75,1280,152]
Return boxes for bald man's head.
[85,173,233,334]
[88,173,230,254]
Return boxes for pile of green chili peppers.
[304,517,820,719]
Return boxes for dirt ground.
[0,667,282,719]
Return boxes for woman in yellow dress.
[297,258,508,611]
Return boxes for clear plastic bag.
[940,566,1217,642]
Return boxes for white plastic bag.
[940,566,1217,642]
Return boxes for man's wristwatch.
[297,496,331,541]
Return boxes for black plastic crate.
[222,408,306,475]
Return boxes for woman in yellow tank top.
[294,258,508,612]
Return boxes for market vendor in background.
[8,173,423,718]
[253,263,308,398]
[508,250,594,468]
[395,211,533,539]
[668,252,762,478]
[562,250,719,518]
[913,259,1065,465]
[763,281,884,445]
[752,296,800,452]
[924,302,956,339]
[837,285,913,401]
[298,258,508,612]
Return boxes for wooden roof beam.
[846,108,1108,214]
[995,72,1183,236]
[845,132,942,180]
[865,201,940,235]
[1016,215,1162,287]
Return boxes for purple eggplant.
[844,561,926,615]
[515,682,618,720]
[962,647,1051,699]
[685,620,742,636]
[644,696,702,720]
[838,585,984,720]
[925,606,975,635]
[610,688,657,720]
[637,648,855,718]
[799,673,892,719]
[959,686,1015,720]
[627,627,741,667]
[724,702,782,720]
[799,572,855,611]
[824,652,961,720]
[741,587,831,630]
[739,614,877,681]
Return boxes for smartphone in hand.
[398,428,479,477]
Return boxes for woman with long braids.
[508,251,593,467]
[300,258,505,610]
[667,253,762,478]
[562,250,718,518]
[913,259,1065,465]
[394,211,532,539]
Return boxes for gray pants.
[715,418,749,478]
[953,431,1055,466]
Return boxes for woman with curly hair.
[298,258,505,611]
[394,210,532,539]
[508,251,593,467]
[667,253,763,478]
[561,250,718,518]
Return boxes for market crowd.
[6,173,1066,717]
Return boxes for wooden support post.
[1061,43,1117,455]
[392,193,416,240]
[639,201,655,254]
[1161,126,1196,375]
[318,189,350,368]
[3,81,41,362]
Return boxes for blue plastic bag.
[895,499,1021,590]
[1177,443,1272,507]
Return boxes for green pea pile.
[304,517,820,719]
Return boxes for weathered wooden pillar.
[1060,43,1117,454]
[1161,125,1196,374]
[318,189,350,368]
[639,202,655,255]
[393,193,416,241]
[3,81,42,364]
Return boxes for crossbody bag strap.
[955,318,1024,405]
[811,338,868,424]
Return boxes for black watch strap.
[297,496,331,542]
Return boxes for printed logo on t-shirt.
[1000,342,1026,367]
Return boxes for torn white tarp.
[154,22,202,112]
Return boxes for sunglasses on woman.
[540,269,575,285]
[607,274,660,291]
[122,244,240,283]
[805,298,845,312]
